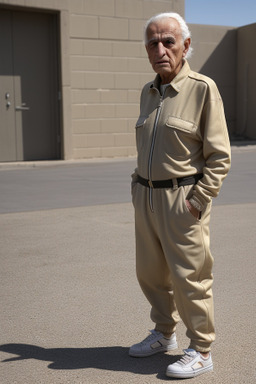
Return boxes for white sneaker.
[166,348,213,378]
[129,329,178,357]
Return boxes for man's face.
[146,18,190,84]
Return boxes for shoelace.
[141,330,159,345]
[177,352,195,366]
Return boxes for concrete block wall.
[69,0,184,159]
[188,24,237,137]
[1,0,254,161]
[236,23,256,139]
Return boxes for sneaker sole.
[166,363,213,378]
[129,341,178,358]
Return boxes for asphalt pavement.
[0,144,256,383]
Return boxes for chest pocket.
[166,116,197,133]
[135,116,147,128]
[164,116,199,158]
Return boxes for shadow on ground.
[0,344,182,380]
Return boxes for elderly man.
[129,12,231,379]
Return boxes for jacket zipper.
[148,91,164,212]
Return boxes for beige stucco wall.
[236,23,256,139]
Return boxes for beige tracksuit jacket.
[132,60,231,211]
[132,60,231,352]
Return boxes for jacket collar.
[150,60,191,93]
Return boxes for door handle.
[16,103,30,111]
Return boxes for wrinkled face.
[146,18,190,84]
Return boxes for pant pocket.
[181,186,200,222]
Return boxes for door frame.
[0,2,72,161]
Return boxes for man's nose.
[157,42,165,56]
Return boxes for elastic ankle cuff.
[155,327,175,338]
[189,342,211,353]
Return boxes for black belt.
[137,173,203,189]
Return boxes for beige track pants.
[132,182,215,352]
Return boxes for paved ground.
[0,145,256,383]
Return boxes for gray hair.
[144,12,193,59]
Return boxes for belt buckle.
[148,180,154,188]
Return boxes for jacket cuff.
[131,170,138,191]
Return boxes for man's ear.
[183,38,191,57]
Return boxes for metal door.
[0,9,60,162]
[0,10,16,161]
